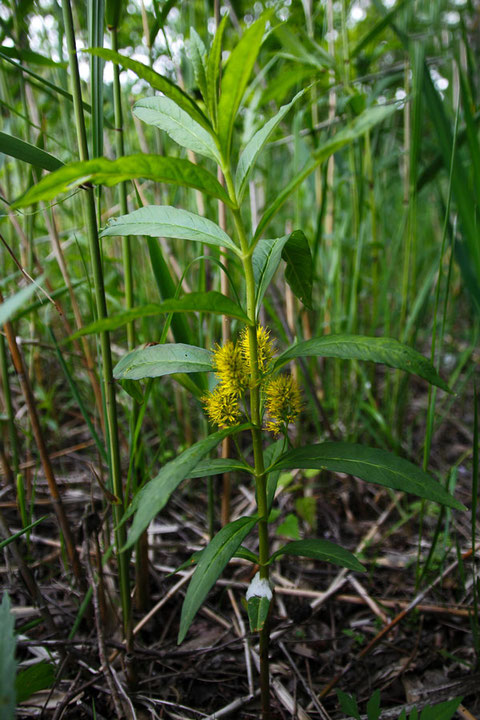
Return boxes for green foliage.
[269,538,365,572]
[338,689,462,720]
[113,343,213,380]
[0,593,16,720]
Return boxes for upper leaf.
[133,97,221,164]
[85,48,211,131]
[269,538,365,572]
[274,443,466,510]
[217,13,269,159]
[113,343,213,380]
[13,155,233,209]
[252,236,289,315]
[124,424,250,550]
[274,334,449,392]
[281,230,313,310]
[178,515,257,643]
[206,13,228,127]
[100,206,240,255]
[188,28,208,106]
[0,132,63,173]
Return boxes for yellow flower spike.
[240,325,275,374]
[202,385,241,428]
[265,374,302,435]
[212,340,249,395]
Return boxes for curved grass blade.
[133,97,222,163]
[13,155,233,208]
[269,538,365,572]
[0,133,63,173]
[178,515,257,642]
[274,443,466,510]
[71,291,250,338]
[123,424,251,550]
[100,205,239,255]
[274,334,449,392]
[113,343,213,380]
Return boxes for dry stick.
[0,438,95,476]
[250,648,312,720]
[319,543,480,699]
[0,291,85,588]
[278,640,332,720]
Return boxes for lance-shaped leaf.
[188,28,208,105]
[274,443,466,511]
[269,538,365,572]
[206,13,228,127]
[13,155,232,209]
[0,593,16,719]
[274,334,449,392]
[0,132,63,172]
[254,103,399,241]
[235,89,305,199]
[113,344,213,380]
[133,97,222,164]
[252,236,289,314]
[217,13,269,158]
[124,424,250,550]
[281,230,313,309]
[71,291,250,338]
[85,48,211,131]
[0,281,43,325]
[186,458,254,478]
[178,515,257,643]
[247,595,271,633]
[100,205,240,255]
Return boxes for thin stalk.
[61,0,131,645]
[0,333,20,476]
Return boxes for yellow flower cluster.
[202,326,301,434]
[264,374,302,436]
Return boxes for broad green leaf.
[217,13,269,158]
[235,89,304,199]
[254,103,399,241]
[13,155,232,209]
[0,516,48,551]
[71,291,250,338]
[15,662,55,703]
[188,28,208,105]
[0,132,63,172]
[187,458,254,478]
[274,334,449,392]
[275,443,466,511]
[178,515,257,642]
[281,230,313,310]
[100,206,240,255]
[419,698,462,720]
[265,438,286,510]
[113,343,212,380]
[252,236,289,315]
[269,538,365,572]
[336,691,361,720]
[124,424,250,549]
[366,690,381,720]
[0,281,43,326]
[0,593,16,720]
[133,97,221,163]
[276,513,300,540]
[247,595,271,632]
[206,13,228,127]
[85,48,211,131]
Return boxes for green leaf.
[275,443,466,511]
[419,698,462,720]
[85,48,211,131]
[247,595,271,633]
[0,132,63,173]
[254,103,399,241]
[124,424,250,550]
[0,45,67,68]
[295,496,316,530]
[206,13,228,127]
[252,236,289,315]
[133,97,221,163]
[270,538,365,572]
[265,438,285,510]
[281,230,313,310]
[188,28,208,105]
[119,379,144,403]
[276,513,300,540]
[13,155,232,209]
[100,205,240,255]
[187,458,253,478]
[274,334,449,392]
[0,281,43,326]
[0,516,48,551]
[178,515,257,642]
[113,343,212,380]
[15,661,55,703]
[217,13,269,158]
[71,291,250,338]
[336,690,361,720]
[366,689,381,720]
[235,89,304,199]
[0,593,16,720]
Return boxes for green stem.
[61,0,131,646]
